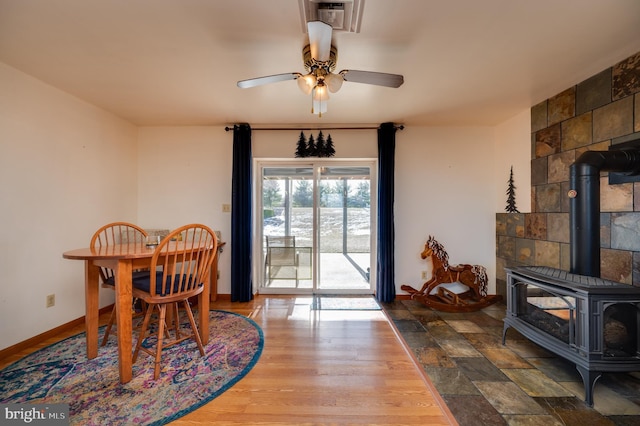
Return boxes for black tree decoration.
[325,134,335,157]
[295,131,307,157]
[293,131,336,157]
[306,134,317,157]
[316,131,326,157]
[505,166,519,213]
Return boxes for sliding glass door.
[317,166,372,292]
[258,161,375,294]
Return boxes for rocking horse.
[401,236,502,312]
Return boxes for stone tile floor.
[381,299,640,426]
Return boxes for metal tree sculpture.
[505,166,519,213]
[295,131,307,157]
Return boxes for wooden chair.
[90,222,148,346]
[132,224,218,379]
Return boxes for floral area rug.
[0,310,263,425]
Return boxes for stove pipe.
[569,149,640,277]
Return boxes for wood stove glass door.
[519,283,576,344]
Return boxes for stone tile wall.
[496,51,640,297]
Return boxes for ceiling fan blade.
[307,21,332,62]
[237,73,302,89]
[339,70,404,88]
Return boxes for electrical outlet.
[421,271,428,280]
[222,204,231,212]
[46,294,55,308]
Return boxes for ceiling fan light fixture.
[297,73,316,95]
[312,97,328,116]
[312,80,329,101]
[311,80,329,117]
[325,72,343,93]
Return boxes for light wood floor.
[1,295,457,425]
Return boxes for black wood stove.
[503,266,640,406]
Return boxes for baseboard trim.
[0,305,113,362]
[394,294,412,300]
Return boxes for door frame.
[253,158,377,295]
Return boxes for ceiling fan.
[237,21,404,117]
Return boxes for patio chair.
[265,236,299,286]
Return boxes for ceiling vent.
[298,0,364,33]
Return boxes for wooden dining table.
[62,241,213,384]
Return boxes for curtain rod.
[224,125,404,132]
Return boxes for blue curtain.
[376,122,397,303]
[231,124,253,302]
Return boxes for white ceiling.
[1,0,639,127]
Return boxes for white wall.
[395,126,499,294]
[495,110,532,213]
[136,126,233,293]
[0,63,138,350]
[252,128,377,158]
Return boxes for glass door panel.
[262,166,313,290]
[317,166,372,292]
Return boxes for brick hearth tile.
[443,395,506,426]
[598,374,640,406]
[593,97,634,142]
[559,381,640,416]
[412,310,442,324]
[425,321,465,341]
[535,397,613,426]
[414,346,455,368]
[535,124,561,157]
[534,240,560,268]
[384,309,415,320]
[601,177,633,212]
[396,330,438,349]
[444,319,485,333]
[561,113,592,150]
[465,312,505,328]
[576,68,612,115]
[613,52,640,100]
[438,339,482,357]
[547,151,575,183]
[423,366,480,396]
[548,87,576,126]
[455,357,510,382]
[479,348,533,369]
[502,369,574,397]
[391,319,425,333]
[532,100,548,133]
[464,333,503,350]
[505,339,555,359]
[502,414,563,425]
[527,357,583,383]
[474,381,548,415]
[535,184,562,213]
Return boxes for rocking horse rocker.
[401,236,502,312]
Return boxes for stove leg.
[502,323,510,345]
[575,365,601,407]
